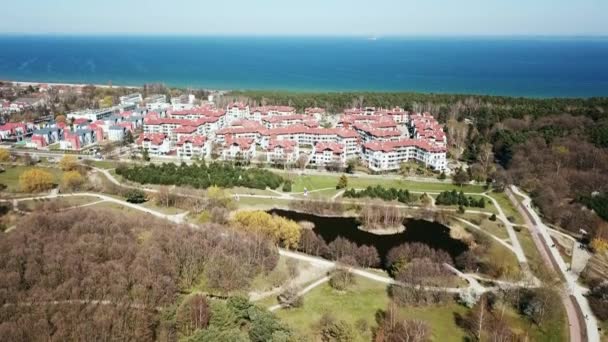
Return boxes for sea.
[1,35,607,98]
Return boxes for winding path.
[508,186,598,342]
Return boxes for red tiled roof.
[363,139,446,153]
[268,139,297,152]
[315,142,344,154]
[173,126,198,134]
[353,124,402,138]
[177,135,207,147]
[137,133,167,145]
[252,105,295,114]
[226,137,254,149]
[305,107,325,114]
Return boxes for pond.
[268,209,468,267]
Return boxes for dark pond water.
[269,209,468,267]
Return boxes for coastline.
[5,80,141,90]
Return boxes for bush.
[277,287,303,308]
[125,189,146,203]
[328,269,355,291]
[489,213,497,221]
[336,175,348,189]
[282,180,292,192]
[318,313,355,342]
[62,170,85,191]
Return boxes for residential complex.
[0,96,448,172]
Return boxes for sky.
[2,0,607,36]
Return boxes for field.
[278,172,486,194]
[274,276,469,342]
[487,191,525,224]
[17,196,100,211]
[0,165,64,192]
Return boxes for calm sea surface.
[1,35,607,97]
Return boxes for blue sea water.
[0,35,607,98]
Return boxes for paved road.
[508,186,598,342]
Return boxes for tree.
[282,180,292,192]
[374,305,431,342]
[336,175,348,190]
[0,148,10,162]
[317,313,355,342]
[142,148,150,162]
[591,238,608,253]
[19,168,54,192]
[124,130,134,144]
[59,155,78,171]
[295,154,309,170]
[345,158,358,174]
[62,170,85,191]
[329,269,355,291]
[232,211,301,249]
[55,114,67,124]
[177,294,211,337]
[453,167,470,186]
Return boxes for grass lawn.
[0,165,64,192]
[140,201,185,215]
[488,191,525,224]
[250,256,291,293]
[236,197,293,210]
[226,187,276,196]
[503,304,568,342]
[91,160,118,169]
[275,276,390,342]
[275,276,470,342]
[280,172,485,194]
[88,201,143,215]
[17,196,101,211]
[460,213,510,240]
[515,226,556,281]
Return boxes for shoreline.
[2,78,605,100]
[5,80,141,90]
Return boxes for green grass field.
[0,165,64,192]
[274,276,470,342]
[140,201,185,215]
[488,191,525,224]
[91,160,118,169]
[279,172,485,194]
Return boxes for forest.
[0,209,287,341]
[115,162,285,190]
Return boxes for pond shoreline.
[268,209,469,268]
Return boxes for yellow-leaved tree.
[62,171,85,191]
[0,148,10,162]
[19,169,54,193]
[591,238,608,254]
[232,211,301,249]
[59,155,78,171]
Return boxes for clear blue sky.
[2,0,607,36]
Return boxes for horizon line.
[1,32,608,39]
